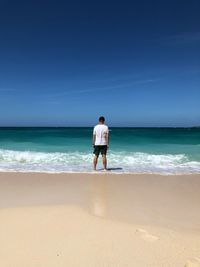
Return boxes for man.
[92,116,109,171]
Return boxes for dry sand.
[0,172,200,267]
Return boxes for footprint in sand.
[135,228,159,242]
[185,257,200,267]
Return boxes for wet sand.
[0,172,200,267]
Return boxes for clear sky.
[0,0,199,127]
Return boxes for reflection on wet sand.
[89,175,108,218]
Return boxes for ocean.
[0,127,200,174]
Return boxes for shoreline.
[1,170,200,175]
[0,172,200,266]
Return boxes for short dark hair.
[99,116,105,122]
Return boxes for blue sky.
[0,0,200,126]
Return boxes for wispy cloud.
[46,79,158,98]
[0,88,16,92]
[71,79,156,93]
[165,31,200,45]
[45,100,61,105]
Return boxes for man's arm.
[92,134,96,146]
[106,131,109,147]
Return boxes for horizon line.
[0,126,199,128]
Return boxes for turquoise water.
[0,127,200,174]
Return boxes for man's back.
[93,124,109,146]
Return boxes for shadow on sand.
[97,167,123,171]
[106,167,123,171]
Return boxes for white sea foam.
[0,149,200,174]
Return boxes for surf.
[0,149,200,174]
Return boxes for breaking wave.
[0,149,200,174]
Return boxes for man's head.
[99,116,105,124]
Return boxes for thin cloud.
[165,31,200,45]
[47,79,158,98]
[77,79,157,93]
[0,88,16,92]
[45,100,61,105]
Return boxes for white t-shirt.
[93,124,109,146]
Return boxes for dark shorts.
[93,145,107,157]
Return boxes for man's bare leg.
[102,154,107,170]
[93,155,98,170]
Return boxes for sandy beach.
[0,172,200,267]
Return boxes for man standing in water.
[92,116,109,171]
